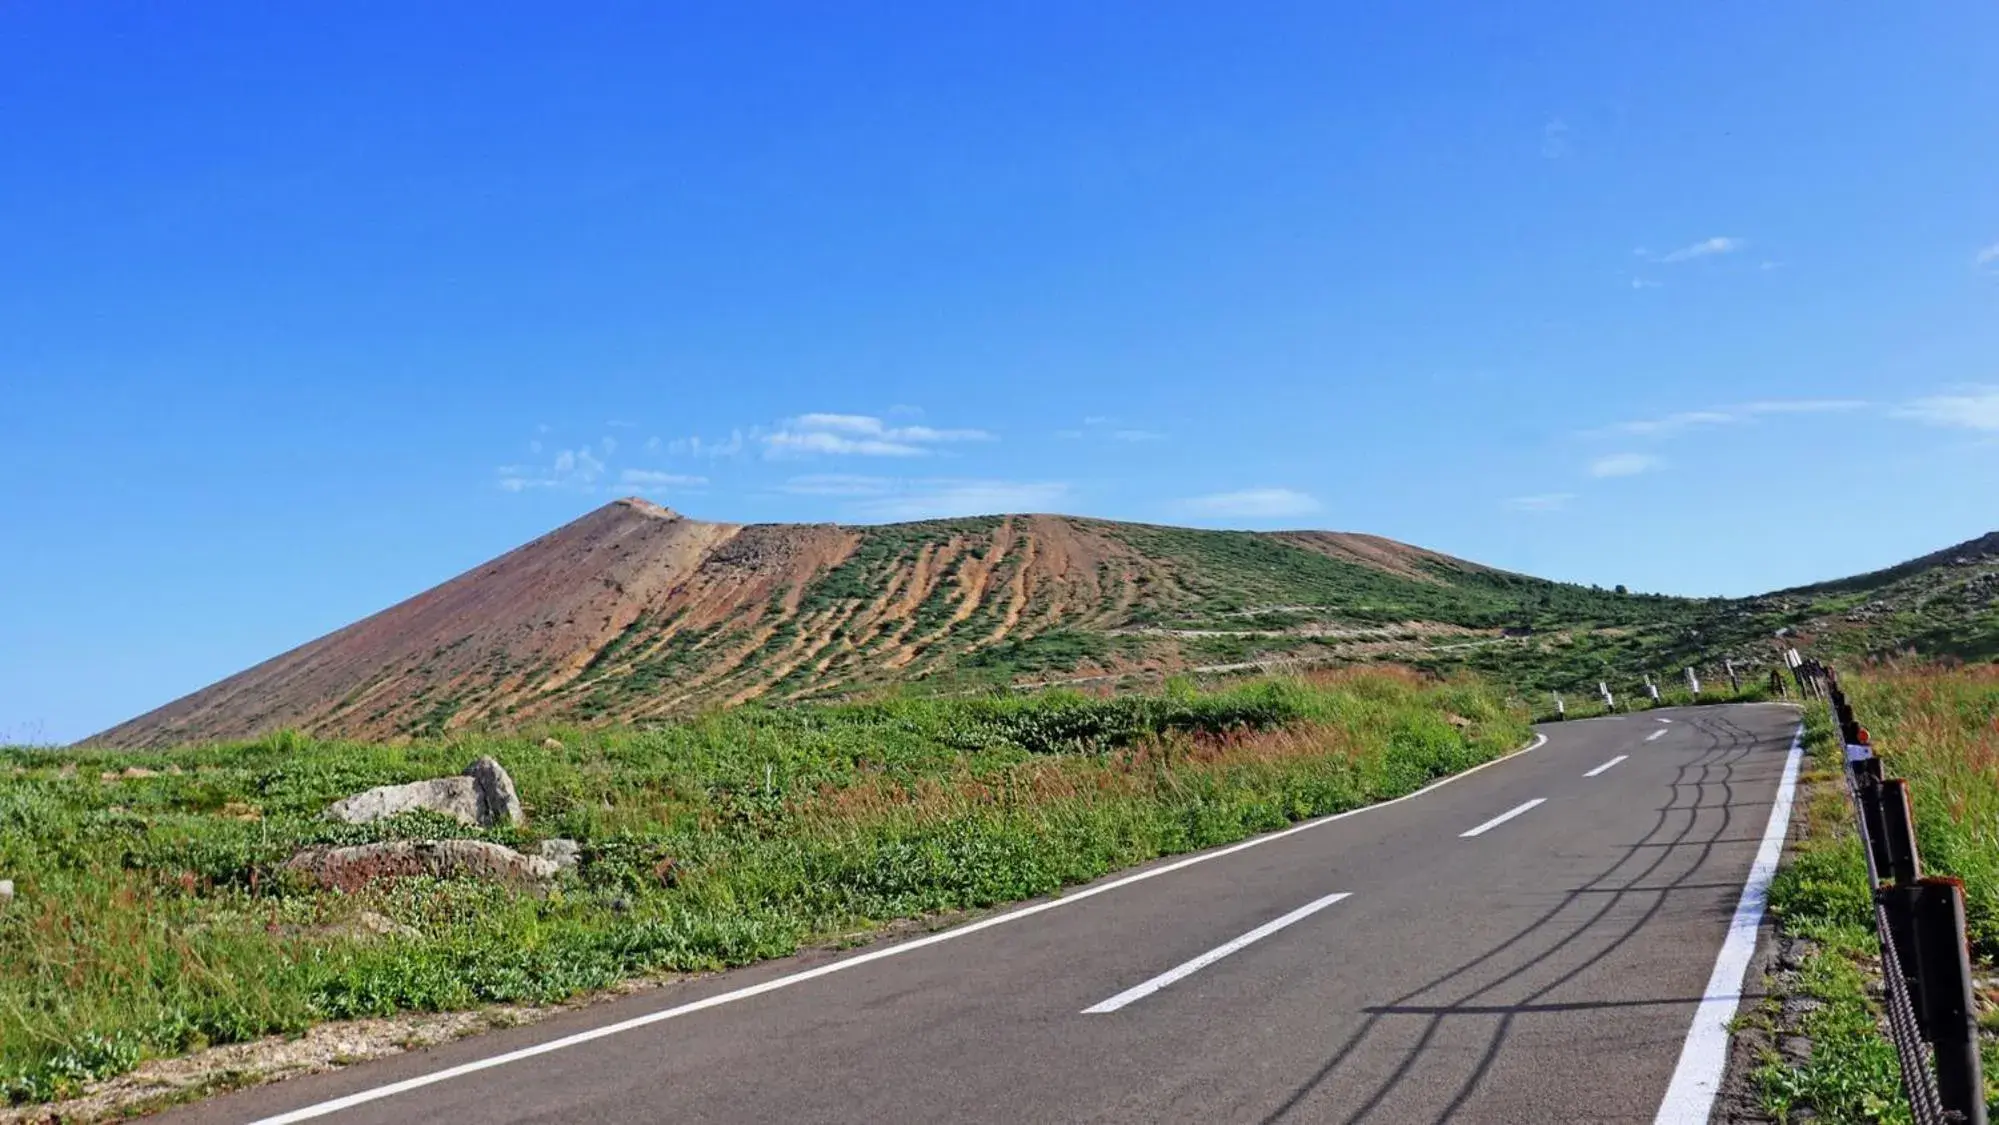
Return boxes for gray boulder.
[0,878,13,903]
[465,756,524,827]
[326,757,523,828]
[283,839,559,891]
[537,838,582,872]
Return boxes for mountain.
[87,500,1999,747]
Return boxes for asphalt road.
[164,703,1803,1125]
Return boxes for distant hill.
[88,500,1999,747]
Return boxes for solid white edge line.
[1646,729,1668,742]
[245,730,1554,1124]
[1652,723,1805,1125]
[1583,754,1628,778]
[1082,891,1352,1013]
[1458,797,1547,838]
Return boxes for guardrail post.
[1912,879,1987,1124]
[1851,759,1896,883]
[1880,779,1922,886]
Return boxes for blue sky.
[4,3,1996,742]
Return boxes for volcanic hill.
[89,499,1999,747]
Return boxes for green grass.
[0,669,1527,1105]
[1757,666,1999,1122]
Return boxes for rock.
[464,756,524,827]
[355,911,422,940]
[537,838,582,872]
[100,766,160,781]
[328,775,482,826]
[541,737,565,750]
[326,757,523,828]
[653,856,682,888]
[282,840,559,891]
[0,879,13,903]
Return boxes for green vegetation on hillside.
[0,671,1527,1106]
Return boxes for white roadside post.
[1644,674,1661,705]
[1725,659,1740,693]
[1599,681,1616,711]
[1553,692,1565,720]
[1686,666,1701,698]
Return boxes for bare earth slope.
[88,501,1999,747]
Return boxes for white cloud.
[601,436,618,455]
[1504,493,1574,513]
[1600,399,1867,438]
[766,431,927,457]
[779,474,894,496]
[665,430,747,459]
[1589,453,1663,478]
[619,469,707,490]
[1659,236,1744,263]
[497,446,607,493]
[1112,429,1166,442]
[763,413,993,458]
[1541,118,1571,159]
[1177,488,1323,519]
[1894,387,1999,432]
[1630,277,1662,290]
[1978,243,1999,268]
[846,480,1071,521]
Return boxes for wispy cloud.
[763,413,993,459]
[619,469,707,491]
[845,479,1070,521]
[1541,118,1571,159]
[497,446,607,492]
[1629,277,1662,290]
[1055,416,1167,443]
[1589,453,1663,478]
[1658,236,1744,263]
[1504,493,1574,513]
[1598,399,1867,438]
[778,474,894,497]
[1978,243,1999,268]
[1894,387,1999,432]
[1176,488,1323,520]
[665,430,747,459]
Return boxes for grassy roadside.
[1754,665,1999,1123]
[0,669,1528,1107]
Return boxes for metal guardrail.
[1801,662,1987,1125]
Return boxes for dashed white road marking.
[1460,798,1546,838]
[1657,718,1673,724]
[1083,891,1352,1013]
[1584,755,1628,777]
[1646,729,1668,743]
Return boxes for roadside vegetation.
[1757,664,1999,1122]
[0,669,1528,1106]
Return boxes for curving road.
[163,703,1803,1125]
